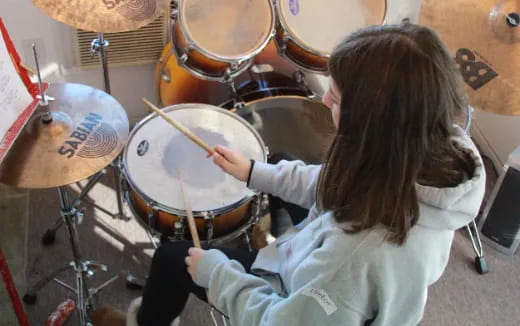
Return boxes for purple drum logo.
[289,0,299,16]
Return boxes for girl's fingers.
[215,145,235,162]
[213,152,233,171]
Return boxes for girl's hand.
[212,145,251,182]
[185,247,206,283]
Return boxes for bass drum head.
[124,104,267,214]
[238,96,335,163]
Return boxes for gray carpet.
[1,156,520,325]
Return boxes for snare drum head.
[239,96,336,163]
[124,104,266,212]
[181,0,273,59]
[278,0,386,54]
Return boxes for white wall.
[0,0,156,124]
[1,0,518,167]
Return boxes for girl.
[93,23,485,326]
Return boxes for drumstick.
[142,98,215,155]
[178,177,211,303]
[178,177,201,249]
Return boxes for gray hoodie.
[195,126,485,325]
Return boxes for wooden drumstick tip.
[141,98,215,155]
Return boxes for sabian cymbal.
[420,0,520,115]
[31,0,171,33]
[0,83,129,189]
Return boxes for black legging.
[137,241,258,326]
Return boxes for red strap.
[0,248,30,326]
[0,18,33,93]
[0,18,49,162]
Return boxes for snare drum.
[275,0,387,73]
[123,104,267,243]
[170,0,275,81]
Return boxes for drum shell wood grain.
[275,26,328,73]
[129,191,251,240]
[156,40,303,106]
[155,43,230,106]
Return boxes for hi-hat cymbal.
[420,0,520,115]
[32,0,171,33]
[0,83,129,189]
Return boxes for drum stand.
[89,32,129,222]
[23,186,118,326]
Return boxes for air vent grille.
[74,15,168,68]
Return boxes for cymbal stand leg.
[23,263,74,299]
[42,170,106,245]
[73,169,107,205]
[58,186,92,326]
[112,157,130,221]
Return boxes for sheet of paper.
[0,32,33,142]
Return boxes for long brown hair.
[317,23,475,245]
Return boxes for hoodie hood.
[416,126,486,230]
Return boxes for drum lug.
[261,193,269,212]
[185,42,196,53]
[277,32,289,54]
[161,68,171,83]
[170,9,179,20]
[202,211,215,244]
[147,211,156,230]
[282,32,290,43]
[180,53,189,63]
[229,61,240,71]
[174,221,184,240]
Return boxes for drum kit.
[2,0,519,324]
[3,0,377,324]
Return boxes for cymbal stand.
[463,105,488,274]
[24,46,118,326]
[24,187,118,326]
[89,32,129,221]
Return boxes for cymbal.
[420,0,520,115]
[0,83,129,189]
[31,0,171,33]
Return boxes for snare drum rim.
[122,103,268,217]
[172,0,276,63]
[275,0,388,63]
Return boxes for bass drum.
[155,43,230,106]
[156,40,305,107]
